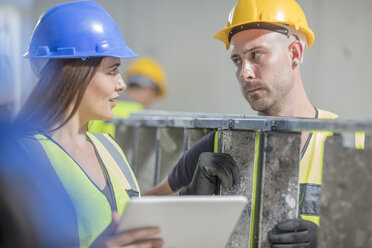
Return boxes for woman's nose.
[117,74,126,91]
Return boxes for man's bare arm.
[144,178,174,196]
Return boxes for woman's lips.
[109,99,116,107]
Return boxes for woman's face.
[79,57,125,121]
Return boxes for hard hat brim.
[23,45,138,59]
[214,21,314,50]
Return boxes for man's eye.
[252,51,262,59]
[232,58,242,66]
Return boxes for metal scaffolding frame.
[111,111,372,248]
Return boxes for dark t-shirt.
[167,131,216,191]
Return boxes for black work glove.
[268,218,318,248]
[179,152,239,195]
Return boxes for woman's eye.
[108,69,118,75]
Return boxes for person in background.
[89,57,167,137]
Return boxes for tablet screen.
[117,195,247,248]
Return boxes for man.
[146,0,363,247]
[89,56,167,137]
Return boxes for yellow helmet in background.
[125,57,167,98]
[214,0,314,50]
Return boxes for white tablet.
[117,195,247,248]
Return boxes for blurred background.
[1,0,371,119]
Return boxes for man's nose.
[240,61,255,81]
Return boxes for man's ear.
[289,40,303,69]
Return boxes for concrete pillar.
[220,130,257,248]
[158,127,185,184]
[131,127,158,193]
[158,127,215,185]
[115,124,134,167]
[318,135,372,248]
[220,131,301,248]
[258,131,301,248]
[183,128,214,151]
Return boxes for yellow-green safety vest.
[89,100,144,137]
[35,132,140,248]
[299,109,364,225]
[298,109,337,225]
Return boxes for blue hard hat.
[24,0,137,59]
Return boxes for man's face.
[230,29,295,115]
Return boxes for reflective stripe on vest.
[214,131,219,153]
[87,132,140,194]
[35,133,139,248]
[88,100,144,137]
[355,132,365,149]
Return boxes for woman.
[17,1,163,247]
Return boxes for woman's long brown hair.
[16,57,103,134]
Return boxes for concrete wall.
[17,0,372,119]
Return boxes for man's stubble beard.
[245,88,285,116]
[244,87,273,114]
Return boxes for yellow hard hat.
[214,0,314,50]
[125,57,167,97]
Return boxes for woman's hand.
[90,212,164,248]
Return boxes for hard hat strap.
[228,22,288,43]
